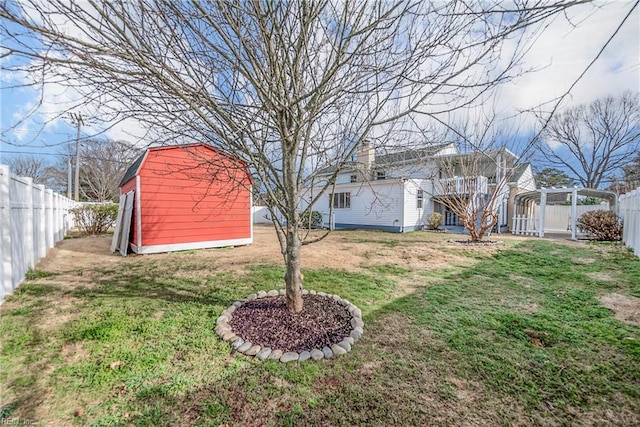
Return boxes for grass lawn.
[1,228,639,426]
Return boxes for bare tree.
[78,140,141,202]
[537,91,640,189]
[5,154,52,185]
[427,118,535,242]
[607,152,640,194]
[1,0,581,312]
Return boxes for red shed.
[115,143,252,254]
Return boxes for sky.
[0,1,638,169]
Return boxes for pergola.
[513,187,618,240]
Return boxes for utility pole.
[69,112,84,201]
[67,156,72,198]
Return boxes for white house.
[301,142,535,233]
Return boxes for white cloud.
[500,1,639,113]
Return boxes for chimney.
[356,140,375,169]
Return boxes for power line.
[0,150,134,164]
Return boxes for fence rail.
[620,187,640,258]
[1,165,77,301]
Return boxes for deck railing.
[433,176,488,196]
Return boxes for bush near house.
[300,210,323,229]
[577,210,623,241]
[70,203,119,235]
[425,212,443,230]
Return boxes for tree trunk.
[284,229,304,313]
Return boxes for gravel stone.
[337,340,351,352]
[221,331,236,342]
[226,305,236,314]
[350,328,362,342]
[278,289,286,296]
[349,306,362,318]
[232,301,243,308]
[302,289,309,295]
[298,351,311,361]
[322,346,333,359]
[269,349,284,360]
[214,324,230,335]
[343,336,355,345]
[237,341,252,353]
[246,293,257,301]
[310,349,324,360]
[351,317,364,329]
[267,290,279,297]
[331,343,347,356]
[245,345,261,356]
[257,290,267,298]
[231,338,245,349]
[309,290,317,295]
[280,352,299,362]
[216,316,229,325]
[256,348,272,360]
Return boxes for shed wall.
[121,145,252,252]
[138,146,251,247]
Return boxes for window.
[350,174,357,183]
[332,192,351,209]
[417,189,424,209]
[376,170,386,180]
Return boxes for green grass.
[1,233,638,426]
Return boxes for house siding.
[305,145,531,234]
[517,165,536,191]
[309,181,406,232]
[402,179,433,231]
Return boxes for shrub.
[577,210,622,241]
[70,203,119,235]
[300,210,323,229]
[425,212,443,230]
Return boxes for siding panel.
[123,144,252,251]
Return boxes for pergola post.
[571,188,578,240]
[538,190,547,238]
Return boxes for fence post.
[0,166,12,300]
[45,189,54,250]
[54,193,62,242]
[35,184,47,260]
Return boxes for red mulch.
[228,294,353,352]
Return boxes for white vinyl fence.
[512,204,608,236]
[533,204,609,233]
[1,165,77,301]
[620,188,640,258]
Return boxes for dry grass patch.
[586,271,616,282]
[599,293,640,326]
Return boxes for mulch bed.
[229,294,353,352]
[448,239,501,246]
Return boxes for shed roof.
[119,152,145,187]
